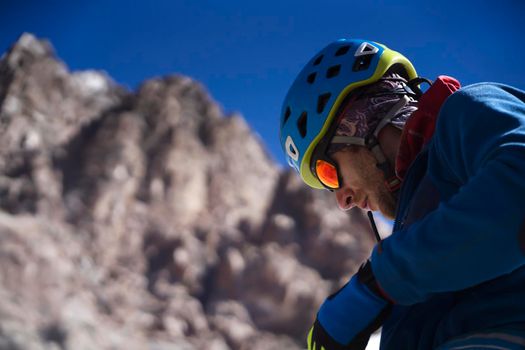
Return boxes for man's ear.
[377,125,402,164]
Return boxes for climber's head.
[279,39,419,218]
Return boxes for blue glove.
[307,261,392,350]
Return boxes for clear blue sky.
[2,1,524,166]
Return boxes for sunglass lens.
[316,159,339,189]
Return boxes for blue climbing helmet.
[280,39,417,189]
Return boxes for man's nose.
[335,188,355,211]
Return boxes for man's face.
[331,146,398,219]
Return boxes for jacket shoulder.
[441,82,525,116]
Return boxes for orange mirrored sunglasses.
[315,159,340,189]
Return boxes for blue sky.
[2,1,524,166]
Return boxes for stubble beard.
[363,164,398,220]
[376,186,398,220]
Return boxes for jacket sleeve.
[371,83,525,305]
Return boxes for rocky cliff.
[0,33,384,350]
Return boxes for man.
[279,38,525,349]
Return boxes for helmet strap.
[407,77,433,98]
[367,136,401,193]
[367,94,412,193]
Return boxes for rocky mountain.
[0,33,385,350]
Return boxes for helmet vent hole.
[317,93,331,114]
[335,45,350,56]
[313,55,324,66]
[283,107,292,125]
[297,112,308,138]
[353,56,373,72]
[307,73,317,84]
[326,65,341,79]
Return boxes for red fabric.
[395,76,461,180]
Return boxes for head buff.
[327,73,418,155]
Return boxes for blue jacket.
[370,83,525,349]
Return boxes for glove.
[307,261,392,350]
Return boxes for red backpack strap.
[396,76,461,179]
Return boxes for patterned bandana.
[327,73,418,155]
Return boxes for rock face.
[0,34,384,350]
